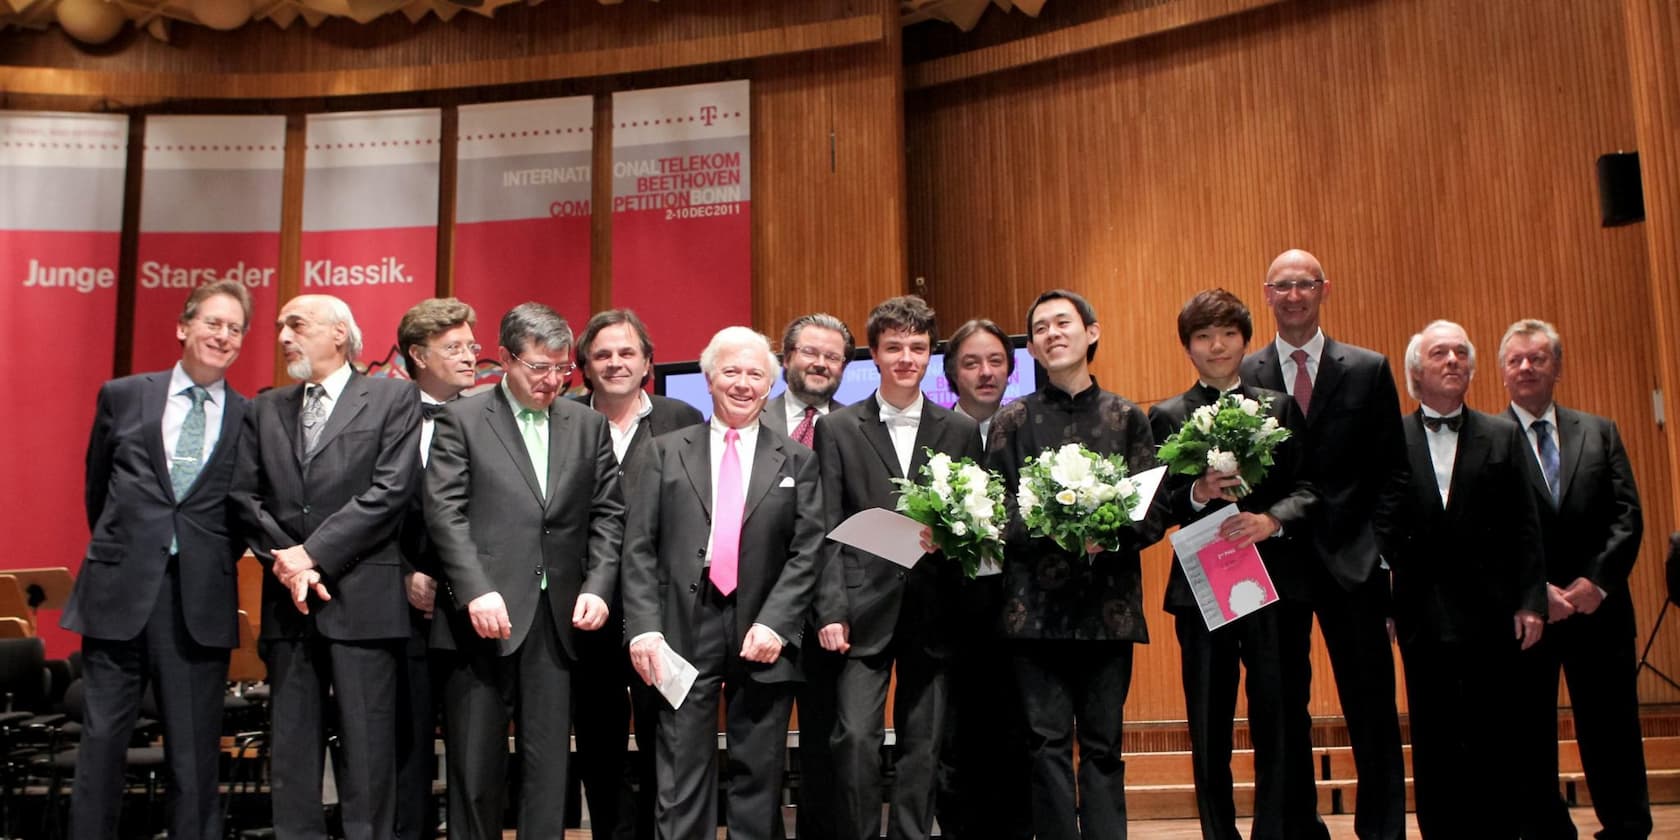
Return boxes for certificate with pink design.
[1169,506,1280,631]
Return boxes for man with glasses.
[1240,250,1409,840]
[572,308,703,840]
[392,297,480,840]
[424,302,627,839]
[65,280,252,840]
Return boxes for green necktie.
[169,386,210,553]
[518,407,549,590]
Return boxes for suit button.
[898,571,906,579]
[543,528,551,535]
[689,583,699,593]
[535,566,543,576]
[302,505,310,514]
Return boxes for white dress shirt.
[162,362,227,466]
[594,390,654,463]
[1422,406,1463,507]
[1274,329,1327,395]
[950,403,993,448]
[878,392,924,477]
[304,362,354,417]
[419,392,446,468]
[783,391,831,431]
[1509,402,1560,469]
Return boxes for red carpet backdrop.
[454,97,594,343]
[134,115,285,396]
[0,111,128,655]
[302,108,440,371]
[611,80,751,361]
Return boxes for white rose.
[1260,416,1279,434]
[982,522,999,539]
[1017,483,1040,513]
[1050,450,1092,488]
[1055,489,1078,506]
[963,493,994,519]
[959,463,990,489]
[950,520,968,537]
[932,478,953,502]
[1115,478,1136,498]
[1090,483,1116,503]
[1192,405,1216,433]
[929,454,952,483]
[1239,397,1261,416]
[1207,448,1239,474]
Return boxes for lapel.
[281,383,306,466]
[1505,406,1554,503]
[1405,411,1445,517]
[1555,406,1587,503]
[1309,337,1349,427]
[488,388,546,507]
[678,426,713,521]
[907,402,943,478]
[541,402,569,511]
[306,373,369,464]
[141,373,177,500]
[860,394,904,480]
[1246,343,1285,393]
[1444,410,1489,519]
[742,428,785,525]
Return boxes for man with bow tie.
[811,296,983,840]
[1377,319,1545,839]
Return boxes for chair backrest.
[0,618,30,639]
[0,637,47,712]
[0,577,33,633]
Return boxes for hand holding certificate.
[1169,506,1280,631]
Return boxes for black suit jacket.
[1242,337,1409,590]
[63,371,247,648]
[1506,404,1643,634]
[1382,409,1547,645]
[812,395,985,659]
[424,387,626,659]
[1148,383,1319,613]
[621,422,825,683]
[232,372,422,642]
[570,392,707,470]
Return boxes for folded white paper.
[1130,465,1169,521]
[827,507,926,569]
[655,642,700,710]
[974,556,1003,577]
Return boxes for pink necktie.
[792,405,817,448]
[1291,348,1313,417]
[710,428,743,596]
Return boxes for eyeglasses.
[794,345,847,365]
[195,316,245,338]
[509,352,575,378]
[430,341,481,359]
[1264,279,1324,293]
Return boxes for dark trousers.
[1515,598,1651,840]
[573,626,657,840]
[265,635,401,840]
[657,586,794,840]
[440,597,575,840]
[71,562,230,840]
[936,579,1030,840]
[831,641,948,840]
[395,617,439,840]
[1011,641,1133,840]
[794,642,842,840]
[1400,634,1520,840]
[1174,598,1326,840]
[1311,569,1407,840]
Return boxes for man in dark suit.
[231,293,422,840]
[1239,249,1409,840]
[572,308,703,840]
[64,280,252,840]
[623,326,825,840]
[391,297,480,840]
[766,312,851,840]
[1147,289,1326,840]
[812,296,983,840]
[1380,319,1546,839]
[424,302,626,840]
[986,289,1167,840]
[1499,318,1650,840]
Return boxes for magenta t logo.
[699,105,719,126]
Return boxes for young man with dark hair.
[1147,289,1326,840]
[986,288,1166,840]
[812,295,983,840]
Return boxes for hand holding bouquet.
[1155,393,1291,498]
[892,450,1006,579]
[1017,443,1143,555]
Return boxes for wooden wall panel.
[907,0,1674,721]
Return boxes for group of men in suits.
[64,243,1653,840]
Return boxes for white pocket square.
[778,476,796,488]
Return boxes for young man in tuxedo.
[391,296,480,840]
[1147,289,1326,840]
[812,295,984,840]
[65,280,252,840]
[1500,318,1650,840]
[572,308,703,840]
[232,294,422,840]
[1380,320,1546,839]
[622,326,826,840]
[1239,249,1409,840]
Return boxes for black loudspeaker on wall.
[1597,151,1645,227]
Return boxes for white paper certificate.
[827,507,926,569]
[1130,465,1169,521]
[654,642,700,709]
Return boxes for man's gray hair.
[294,294,363,361]
[1403,319,1475,399]
[499,302,573,355]
[701,326,781,382]
[1499,318,1562,365]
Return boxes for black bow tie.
[422,402,446,421]
[1423,413,1463,433]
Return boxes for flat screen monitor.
[654,334,1039,419]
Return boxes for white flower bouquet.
[1017,443,1142,555]
[1155,392,1292,497]
[891,450,1007,579]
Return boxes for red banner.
[455,97,593,344]
[0,112,128,655]
[135,115,285,395]
[302,109,440,371]
[611,81,751,361]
